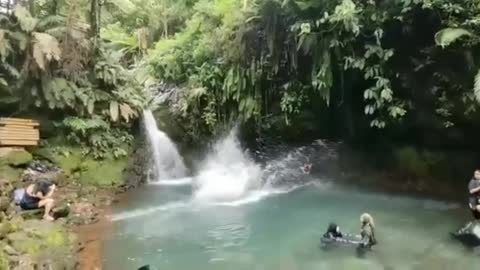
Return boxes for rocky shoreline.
[0,147,129,270]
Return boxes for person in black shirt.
[20,179,56,221]
[323,222,343,239]
[468,170,480,214]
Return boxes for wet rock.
[17,209,43,220]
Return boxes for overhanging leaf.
[33,32,62,70]
[434,28,472,48]
[119,103,137,123]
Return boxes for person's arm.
[469,182,480,194]
[44,184,56,198]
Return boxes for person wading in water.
[468,170,480,218]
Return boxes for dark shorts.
[20,194,40,210]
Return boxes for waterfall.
[143,110,187,181]
[193,128,262,201]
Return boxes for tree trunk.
[51,0,58,15]
[28,0,34,15]
[90,0,101,52]
[163,19,168,38]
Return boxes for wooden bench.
[0,117,40,146]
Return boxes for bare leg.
[39,198,55,221]
[476,205,480,212]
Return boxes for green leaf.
[474,69,480,103]
[434,28,472,48]
[110,101,119,121]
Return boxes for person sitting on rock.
[468,170,480,217]
[20,179,56,221]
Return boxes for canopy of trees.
[2,0,480,156]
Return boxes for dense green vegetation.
[2,0,480,155]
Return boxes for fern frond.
[36,15,66,31]
[473,69,480,103]
[33,32,62,70]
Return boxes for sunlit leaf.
[110,101,119,121]
[434,28,472,48]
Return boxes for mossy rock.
[78,157,128,186]
[8,220,70,257]
[0,164,22,183]
[33,144,130,187]
[1,149,32,167]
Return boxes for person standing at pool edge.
[468,170,480,214]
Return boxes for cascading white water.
[193,128,262,201]
[143,110,188,181]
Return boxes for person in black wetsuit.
[323,223,343,239]
[469,170,480,216]
[20,179,56,221]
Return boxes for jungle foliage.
[2,0,480,152]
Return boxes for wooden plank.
[0,124,39,129]
[0,135,39,141]
[0,130,40,136]
[0,127,38,132]
[2,120,39,125]
[0,139,38,146]
[0,117,37,123]
[0,121,39,127]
